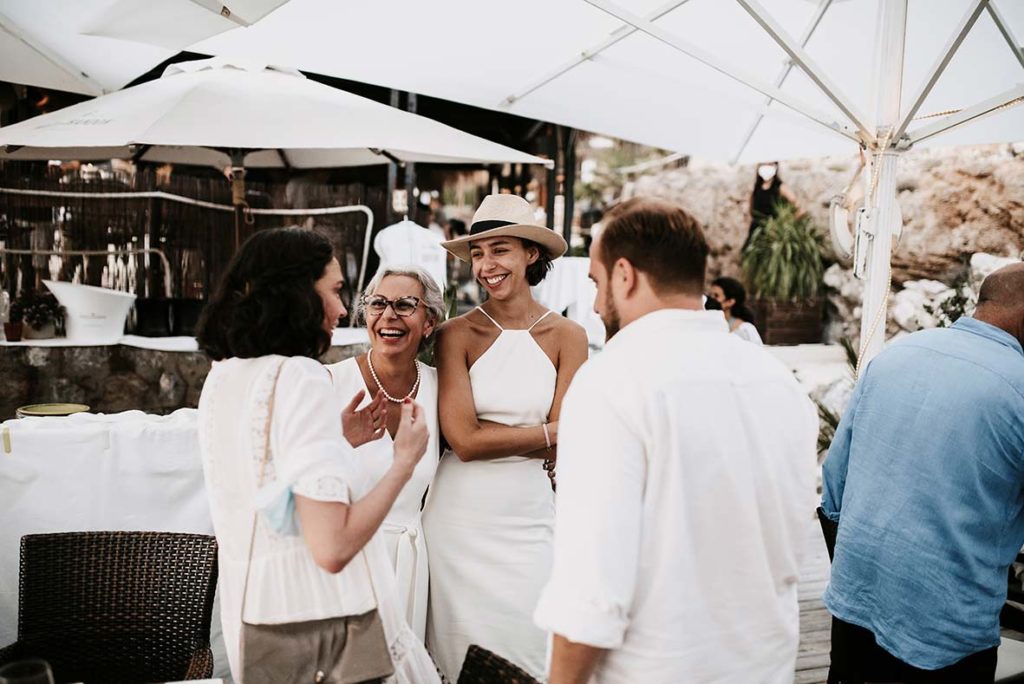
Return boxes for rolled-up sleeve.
[270,357,354,504]
[534,363,645,649]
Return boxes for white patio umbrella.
[0,0,290,96]
[191,0,1024,364]
[0,0,174,95]
[0,58,548,169]
[82,0,291,50]
[0,57,550,288]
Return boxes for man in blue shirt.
[821,263,1024,682]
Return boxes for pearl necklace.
[366,349,421,404]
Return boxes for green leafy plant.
[742,202,825,301]
[11,291,64,329]
[923,265,975,327]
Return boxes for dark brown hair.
[712,276,756,324]
[523,238,553,286]
[598,197,708,295]
[196,227,334,361]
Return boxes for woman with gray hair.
[327,266,444,641]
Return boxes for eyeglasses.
[361,295,422,317]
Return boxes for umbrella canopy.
[0,58,550,169]
[0,0,174,96]
[82,0,291,50]
[190,0,1024,164]
[190,0,1024,364]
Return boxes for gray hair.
[358,266,446,330]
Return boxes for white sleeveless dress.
[422,309,557,681]
[327,357,440,641]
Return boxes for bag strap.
[238,358,385,627]
[240,357,287,625]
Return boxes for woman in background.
[745,161,804,250]
[710,276,763,345]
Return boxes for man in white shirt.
[534,197,818,683]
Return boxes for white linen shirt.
[534,309,818,683]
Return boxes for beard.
[602,290,621,341]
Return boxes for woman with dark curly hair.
[709,276,763,345]
[422,195,589,680]
[196,227,441,683]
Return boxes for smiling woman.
[421,194,590,681]
[325,266,444,641]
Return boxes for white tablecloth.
[0,409,229,679]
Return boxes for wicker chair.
[457,644,540,684]
[0,531,218,684]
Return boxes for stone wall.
[0,343,367,420]
[626,144,1024,284]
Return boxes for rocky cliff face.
[626,143,1024,285]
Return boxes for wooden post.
[562,128,577,246]
[404,92,417,220]
[386,89,400,226]
[545,124,557,229]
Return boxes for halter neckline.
[476,306,553,332]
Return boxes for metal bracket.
[853,207,872,280]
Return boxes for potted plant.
[14,291,65,340]
[742,202,826,345]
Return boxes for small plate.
[15,403,91,418]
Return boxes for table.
[0,409,230,680]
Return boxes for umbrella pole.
[857,0,907,369]
[230,151,247,249]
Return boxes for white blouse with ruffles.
[198,355,439,684]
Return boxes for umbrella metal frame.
[548,0,1023,366]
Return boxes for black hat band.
[469,219,515,235]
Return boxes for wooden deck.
[796,516,832,684]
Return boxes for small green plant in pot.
[12,291,65,340]
[742,202,826,344]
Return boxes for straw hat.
[442,194,568,262]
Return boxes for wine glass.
[0,659,55,684]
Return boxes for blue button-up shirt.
[822,317,1024,669]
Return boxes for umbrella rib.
[191,0,248,27]
[0,10,106,96]
[904,83,1024,146]
[734,0,872,141]
[369,148,405,166]
[276,148,292,169]
[584,0,860,144]
[986,1,1024,71]
[730,0,834,163]
[130,144,153,163]
[500,0,694,107]
[892,0,989,144]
